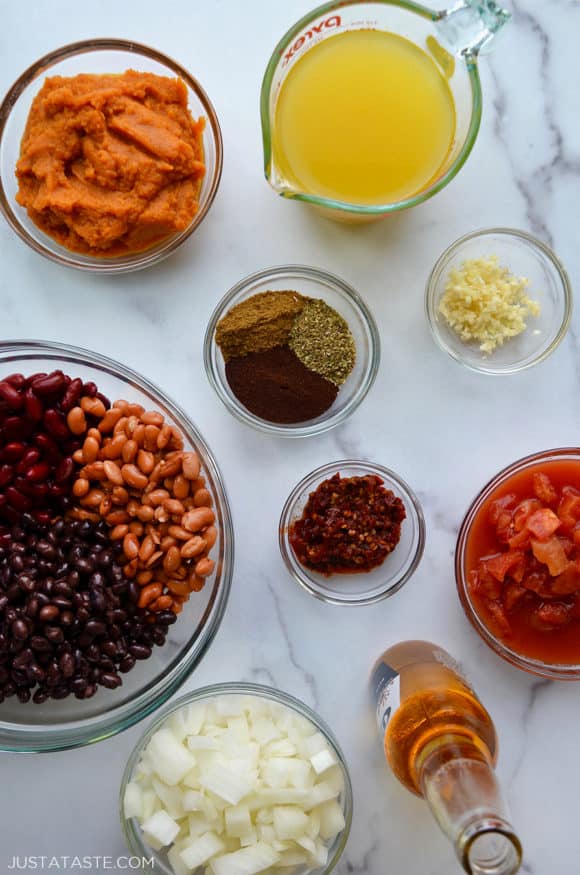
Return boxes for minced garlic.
[438,255,540,354]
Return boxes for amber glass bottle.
[370,641,522,875]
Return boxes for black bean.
[0,515,179,704]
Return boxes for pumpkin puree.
[15,70,205,257]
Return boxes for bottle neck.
[418,739,522,875]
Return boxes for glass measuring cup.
[260,0,510,222]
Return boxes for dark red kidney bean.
[17,688,32,703]
[33,511,52,525]
[33,689,49,703]
[60,611,74,627]
[16,481,49,500]
[4,373,26,390]
[55,456,74,483]
[0,381,23,410]
[4,416,35,441]
[60,378,83,412]
[25,462,50,483]
[6,487,32,512]
[42,409,69,441]
[30,371,66,397]
[0,466,13,488]
[1,442,26,463]
[0,505,20,525]
[32,431,60,456]
[16,448,40,474]
[82,381,98,397]
[24,388,44,421]
[96,392,110,409]
[24,372,47,387]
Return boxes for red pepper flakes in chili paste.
[289,472,406,575]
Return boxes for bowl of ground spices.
[204,266,380,436]
[279,461,425,605]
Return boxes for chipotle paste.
[289,472,406,575]
[15,70,205,256]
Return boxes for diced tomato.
[572,523,580,546]
[507,528,531,550]
[525,508,561,540]
[522,569,550,596]
[481,551,524,583]
[472,565,503,600]
[532,472,558,505]
[486,600,512,636]
[571,595,580,620]
[513,499,542,532]
[559,536,575,558]
[532,602,571,629]
[510,553,527,583]
[551,564,580,595]
[489,493,517,525]
[495,511,514,544]
[557,488,580,533]
[530,537,569,576]
[503,581,528,612]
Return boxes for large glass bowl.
[456,448,580,680]
[0,39,223,273]
[0,341,234,751]
[120,682,353,875]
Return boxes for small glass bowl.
[425,228,572,374]
[0,39,223,273]
[279,461,425,605]
[204,266,380,438]
[456,448,580,680]
[120,682,353,875]
[0,341,234,751]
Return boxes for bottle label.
[371,661,400,733]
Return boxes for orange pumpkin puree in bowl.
[15,70,205,257]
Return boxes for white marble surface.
[0,0,578,872]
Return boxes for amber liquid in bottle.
[371,641,522,875]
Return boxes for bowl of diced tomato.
[456,448,580,679]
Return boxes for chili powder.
[225,346,338,423]
[289,472,406,575]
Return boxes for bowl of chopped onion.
[120,682,353,875]
[425,228,572,374]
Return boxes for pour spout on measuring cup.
[435,0,511,56]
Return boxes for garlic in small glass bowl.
[120,682,353,875]
[425,228,572,374]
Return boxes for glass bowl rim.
[203,264,381,438]
[0,37,224,274]
[119,680,354,875]
[0,339,235,751]
[279,459,426,605]
[425,226,573,375]
[455,447,580,680]
[260,0,482,215]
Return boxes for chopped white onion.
[127,695,347,874]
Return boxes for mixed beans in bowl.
[0,341,233,751]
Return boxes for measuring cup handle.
[435,0,511,56]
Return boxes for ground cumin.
[225,346,338,423]
[215,291,307,361]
